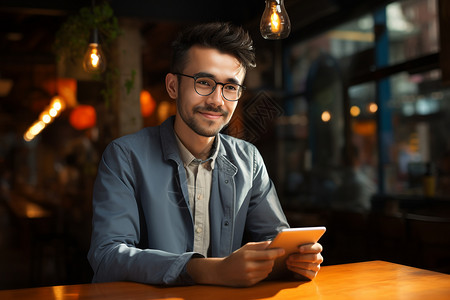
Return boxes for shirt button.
[196,227,203,233]
[197,194,203,200]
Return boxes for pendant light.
[260,0,291,40]
[83,28,106,73]
[82,0,106,73]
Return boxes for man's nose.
[207,84,225,106]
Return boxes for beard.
[177,96,230,137]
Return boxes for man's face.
[169,46,246,138]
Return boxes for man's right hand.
[187,241,285,287]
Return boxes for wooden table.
[1,261,449,299]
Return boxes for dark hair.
[170,22,256,73]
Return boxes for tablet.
[267,226,326,279]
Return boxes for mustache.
[194,105,228,117]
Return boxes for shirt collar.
[174,132,220,170]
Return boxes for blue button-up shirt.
[88,116,289,285]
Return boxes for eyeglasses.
[173,73,245,102]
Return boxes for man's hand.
[187,241,285,287]
[286,243,323,280]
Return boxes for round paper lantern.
[70,105,96,130]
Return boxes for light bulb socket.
[90,28,99,44]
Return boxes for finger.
[243,241,272,250]
[288,253,323,264]
[286,261,321,273]
[247,248,285,261]
[298,243,323,254]
[239,243,285,261]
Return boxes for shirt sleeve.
[87,141,199,286]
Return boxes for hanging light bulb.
[83,29,106,73]
[260,0,291,40]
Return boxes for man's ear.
[165,73,178,99]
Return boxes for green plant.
[53,2,123,106]
[54,2,120,64]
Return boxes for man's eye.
[197,79,212,86]
[224,84,238,91]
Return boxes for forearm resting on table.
[187,243,323,286]
[186,241,286,287]
[186,257,224,285]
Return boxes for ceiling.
[0,0,391,135]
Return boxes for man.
[88,22,323,287]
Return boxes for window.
[280,0,446,210]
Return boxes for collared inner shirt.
[175,134,219,257]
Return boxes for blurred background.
[1,0,449,289]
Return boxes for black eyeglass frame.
[173,72,246,102]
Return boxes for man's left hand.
[286,243,323,280]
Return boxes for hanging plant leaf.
[53,2,121,63]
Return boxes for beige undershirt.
[175,134,219,257]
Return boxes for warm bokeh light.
[69,105,97,130]
[24,95,66,142]
[350,105,361,117]
[321,111,331,122]
[49,108,58,117]
[57,78,77,108]
[353,120,376,136]
[157,101,173,123]
[40,112,51,124]
[49,96,65,117]
[24,131,34,142]
[29,121,45,136]
[42,79,77,108]
[51,99,63,111]
[140,90,156,117]
[368,102,378,113]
